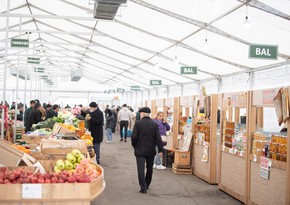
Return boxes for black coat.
[45,110,57,120]
[88,108,104,143]
[131,116,163,157]
[27,109,42,132]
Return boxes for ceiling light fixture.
[173,45,180,69]
[203,28,209,50]
[154,62,159,70]
[243,3,251,30]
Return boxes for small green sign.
[28,57,40,64]
[34,68,45,73]
[249,44,278,60]
[41,75,48,79]
[11,39,29,47]
[117,88,125,93]
[109,89,115,93]
[180,66,197,74]
[150,80,162,86]
[130,86,140,91]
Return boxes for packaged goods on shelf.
[194,122,210,144]
[252,132,287,162]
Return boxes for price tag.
[268,160,272,167]
[253,155,257,162]
[229,148,233,154]
[22,184,42,199]
[239,151,243,157]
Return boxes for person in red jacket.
[131,107,163,194]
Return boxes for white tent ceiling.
[0,0,289,93]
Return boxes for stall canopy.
[0,0,289,93]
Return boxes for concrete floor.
[92,133,243,205]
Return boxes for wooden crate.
[0,165,105,205]
[172,163,192,175]
[174,150,191,166]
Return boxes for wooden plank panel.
[173,97,180,150]
[250,161,286,205]
[193,143,210,183]
[286,86,290,205]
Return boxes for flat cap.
[89,102,98,108]
[139,107,151,114]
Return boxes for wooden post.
[173,97,180,150]
[228,106,233,122]
[286,87,290,205]
[163,99,167,121]
[151,100,156,118]
[256,107,264,130]
[209,94,218,184]
[234,107,240,123]
[246,91,256,204]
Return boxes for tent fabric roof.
[0,0,289,92]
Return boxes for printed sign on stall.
[260,157,271,179]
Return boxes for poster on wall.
[202,142,209,163]
[273,89,283,126]
[260,157,271,179]
[281,88,290,123]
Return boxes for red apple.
[51,177,58,183]
[23,178,30,184]
[38,178,44,184]
[4,179,12,184]
[0,179,4,184]
[8,174,16,181]
[44,179,51,183]
[58,179,64,183]
[67,176,76,183]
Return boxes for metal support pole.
[1,0,10,139]
[13,16,22,143]
[217,77,222,94]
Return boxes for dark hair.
[30,100,36,104]
[52,104,59,110]
[34,102,41,109]
[107,109,112,116]
[46,104,52,108]
[123,104,127,107]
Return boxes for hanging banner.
[249,44,278,60]
[150,80,162,86]
[27,57,40,64]
[260,157,271,179]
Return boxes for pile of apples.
[75,158,101,180]
[54,149,84,172]
[0,167,92,184]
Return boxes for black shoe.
[139,189,147,194]
[120,138,123,141]
[124,139,127,142]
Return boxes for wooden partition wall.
[218,91,249,203]
[193,94,218,184]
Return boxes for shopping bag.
[122,128,132,137]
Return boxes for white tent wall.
[183,83,199,96]
[168,85,182,98]
[156,87,167,99]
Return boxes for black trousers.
[136,156,154,191]
[120,120,129,139]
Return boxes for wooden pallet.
[172,163,192,175]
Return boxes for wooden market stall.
[218,91,249,203]
[248,87,289,205]
[192,94,218,184]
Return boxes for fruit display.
[58,123,78,132]
[81,131,93,145]
[54,149,84,172]
[0,167,92,184]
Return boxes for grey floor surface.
[92,132,243,205]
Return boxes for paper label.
[229,148,233,154]
[239,151,243,157]
[253,155,257,162]
[233,149,237,154]
[22,184,42,199]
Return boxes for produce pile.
[0,149,101,184]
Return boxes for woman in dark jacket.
[106,109,116,143]
[86,102,104,164]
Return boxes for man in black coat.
[27,102,43,132]
[86,102,104,164]
[131,107,163,194]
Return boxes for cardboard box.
[174,150,191,166]
[22,134,49,145]
[40,139,87,155]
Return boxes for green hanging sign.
[180,66,197,74]
[150,80,162,86]
[117,88,125,93]
[28,57,40,64]
[11,39,29,47]
[249,44,278,60]
[130,86,140,91]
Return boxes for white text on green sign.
[131,86,140,91]
[11,39,29,47]
[34,68,45,73]
[249,44,278,60]
[150,80,162,86]
[181,66,197,74]
[117,88,125,93]
[28,57,40,64]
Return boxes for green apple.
[71,149,81,158]
[56,159,65,171]
[54,165,61,173]
[73,163,79,169]
[77,154,84,163]
[65,160,73,170]
[66,153,76,164]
